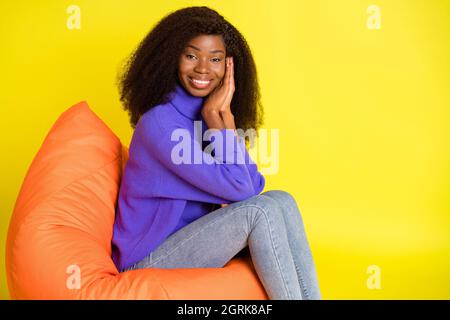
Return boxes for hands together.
[201,57,236,130]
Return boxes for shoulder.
[137,103,185,138]
[134,103,191,153]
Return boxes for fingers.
[230,57,234,90]
[221,57,230,89]
[214,59,228,92]
[215,57,234,114]
[228,57,233,86]
[225,57,234,104]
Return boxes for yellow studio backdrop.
[1,0,449,300]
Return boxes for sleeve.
[142,113,265,203]
[235,135,265,195]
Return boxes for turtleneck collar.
[168,82,205,120]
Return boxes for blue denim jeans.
[122,190,321,300]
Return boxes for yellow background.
[1,0,449,299]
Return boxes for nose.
[193,58,210,74]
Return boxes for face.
[178,34,226,97]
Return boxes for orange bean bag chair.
[6,101,268,299]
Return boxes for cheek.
[178,59,192,75]
[216,65,226,80]
[178,64,187,76]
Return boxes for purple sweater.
[112,83,265,271]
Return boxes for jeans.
[122,190,321,300]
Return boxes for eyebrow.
[186,44,225,54]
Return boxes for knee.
[250,193,285,220]
[261,190,304,226]
[262,190,300,212]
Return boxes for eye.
[186,54,197,60]
[211,58,221,63]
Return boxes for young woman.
[112,6,321,300]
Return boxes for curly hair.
[116,6,264,139]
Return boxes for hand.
[202,57,235,117]
[220,204,229,208]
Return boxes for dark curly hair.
[116,6,264,140]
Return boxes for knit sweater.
[112,83,265,271]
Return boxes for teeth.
[192,78,210,84]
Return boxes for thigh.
[133,196,264,270]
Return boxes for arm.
[142,112,258,203]
[203,109,265,206]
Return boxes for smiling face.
[178,34,226,97]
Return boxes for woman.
[112,6,321,300]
